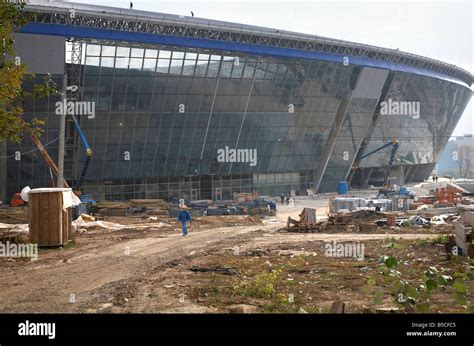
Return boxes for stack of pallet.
[286,208,324,232]
[96,199,170,217]
[130,199,168,207]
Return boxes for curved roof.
[23,0,473,86]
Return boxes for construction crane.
[30,132,69,188]
[70,114,92,192]
[377,139,399,197]
[7,130,66,207]
[24,115,91,193]
[350,139,399,197]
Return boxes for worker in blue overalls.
[177,205,192,236]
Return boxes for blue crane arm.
[382,142,399,188]
[71,114,92,156]
[360,139,397,160]
[71,114,92,190]
[355,138,399,196]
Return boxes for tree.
[0,1,56,143]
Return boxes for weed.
[435,234,449,244]
[232,268,282,299]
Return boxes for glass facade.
[5,41,472,201]
[362,75,470,167]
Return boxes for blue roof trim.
[21,22,468,87]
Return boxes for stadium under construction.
[2,0,472,201]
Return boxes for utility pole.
[57,73,67,188]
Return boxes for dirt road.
[0,222,267,312]
[0,214,439,313]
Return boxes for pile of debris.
[375,215,431,227]
[232,192,259,203]
[131,199,169,217]
[330,197,395,213]
[194,215,262,228]
[327,209,385,225]
[0,207,29,224]
[0,223,29,243]
[73,214,171,232]
[96,201,129,216]
[95,197,276,220]
[300,207,459,234]
[286,208,324,233]
[324,209,386,232]
[247,207,272,217]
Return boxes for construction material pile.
[286,208,324,232]
[232,192,259,203]
[193,215,262,228]
[0,223,29,243]
[327,209,453,229]
[331,197,395,213]
[327,209,385,225]
[97,199,170,217]
[131,199,170,216]
[91,197,275,220]
[326,209,386,232]
[73,214,171,232]
[285,204,467,235]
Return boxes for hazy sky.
[69,0,473,137]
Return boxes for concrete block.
[462,211,474,226]
[454,221,472,256]
[454,221,468,243]
[418,207,458,216]
[456,242,470,256]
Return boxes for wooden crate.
[29,188,72,247]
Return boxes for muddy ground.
[0,201,472,314]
